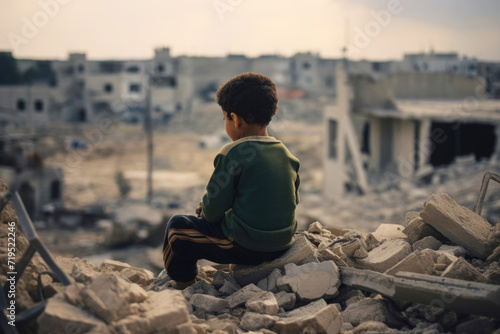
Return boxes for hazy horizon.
[1,0,500,61]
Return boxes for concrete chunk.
[246,291,279,315]
[356,239,412,273]
[276,261,340,301]
[441,257,488,283]
[341,298,404,328]
[190,294,229,313]
[413,236,442,252]
[274,291,296,310]
[240,312,277,331]
[385,250,435,276]
[226,283,265,309]
[403,215,445,244]
[38,297,109,334]
[372,224,407,241]
[420,193,493,258]
[274,304,342,334]
[232,235,318,286]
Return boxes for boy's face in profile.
[223,110,238,141]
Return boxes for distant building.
[324,62,500,200]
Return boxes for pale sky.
[1,0,500,61]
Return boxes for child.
[162,72,300,288]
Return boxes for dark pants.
[162,214,288,282]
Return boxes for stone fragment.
[81,274,148,323]
[219,280,240,296]
[184,280,221,300]
[341,239,367,258]
[455,318,498,334]
[405,211,420,226]
[257,268,282,293]
[279,299,328,318]
[276,261,340,301]
[239,312,277,331]
[232,235,318,286]
[352,321,395,333]
[98,259,132,272]
[226,284,265,309]
[37,297,109,334]
[363,233,380,250]
[372,224,407,241]
[204,316,239,333]
[114,289,193,334]
[438,245,467,257]
[212,270,237,289]
[274,304,342,334]
[356,239,412,273]
[413,236,442,252]
[385,250,435,276]
[441,257,488,283]
[318,248,348,267]
[308,221,324,234]
[487,244,500,263]
[341,298,404,328]
[403,215,446,245]
[484,261,500,285]
[190,294,229,313]
[56,257,100,283]
[120,267,155,287]
[246,291,279,315]
[420,193,493,258]
[274,291,296,311]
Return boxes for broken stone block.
[356,239,412,273]
[226,283,265,309]
[239,312,277,331]
[352,321,395,333]
[484,261,500,285]
[259,268,283,293]
[405,211,420,226]
[341,298,404,328]
[56,257,100,283]
[38,297,110,334]
[119,267,155,288]
[420,193,493,259]
[341,239,367,258]
[232,235,318,286]
[212,270,237,289]
[81,274,148,323]
[204,315,239,333]
[274,304,342,334]
[190,294,229,313]
[99,259,132,272]
[308,221,324,234]
[276,261,340,301]
[219,280,240,296]
[318,248,348,267]
[274,291,296,311]
[364,233,380,250]
[413,236,442,252]
[119,289,193,334]
[441,257,488,283]
[385,250,435,276]
[438,245,467,258]
[372,224,407,242]
[403,215,446,245]
[487,244,500,263]
[184,280,221,300]
[246,291,279,315]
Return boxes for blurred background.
[0,0,499,272]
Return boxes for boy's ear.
[232,113,243,127]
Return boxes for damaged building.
[324,62,500,199]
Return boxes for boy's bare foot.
[172,279,195,290]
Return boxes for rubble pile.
[2,188,500,333]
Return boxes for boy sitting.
[162,72,300,288]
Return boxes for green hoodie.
[201,136,300,252]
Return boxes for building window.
[78,64,85,73]
[104,83,113,93]
[79,109,86,122]
[325,76,333,87]
[157,63,165,73]
[17,99,26,111]
[328,120,338,159]
[129,83,141,93]
[126,65,140,73]
[34,100,44,112]
[50,180,61,200]
[302,61,311,70]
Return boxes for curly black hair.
[216,72,278,125]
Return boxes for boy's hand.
[195,201,203,218]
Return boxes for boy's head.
[216,72,278,126]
